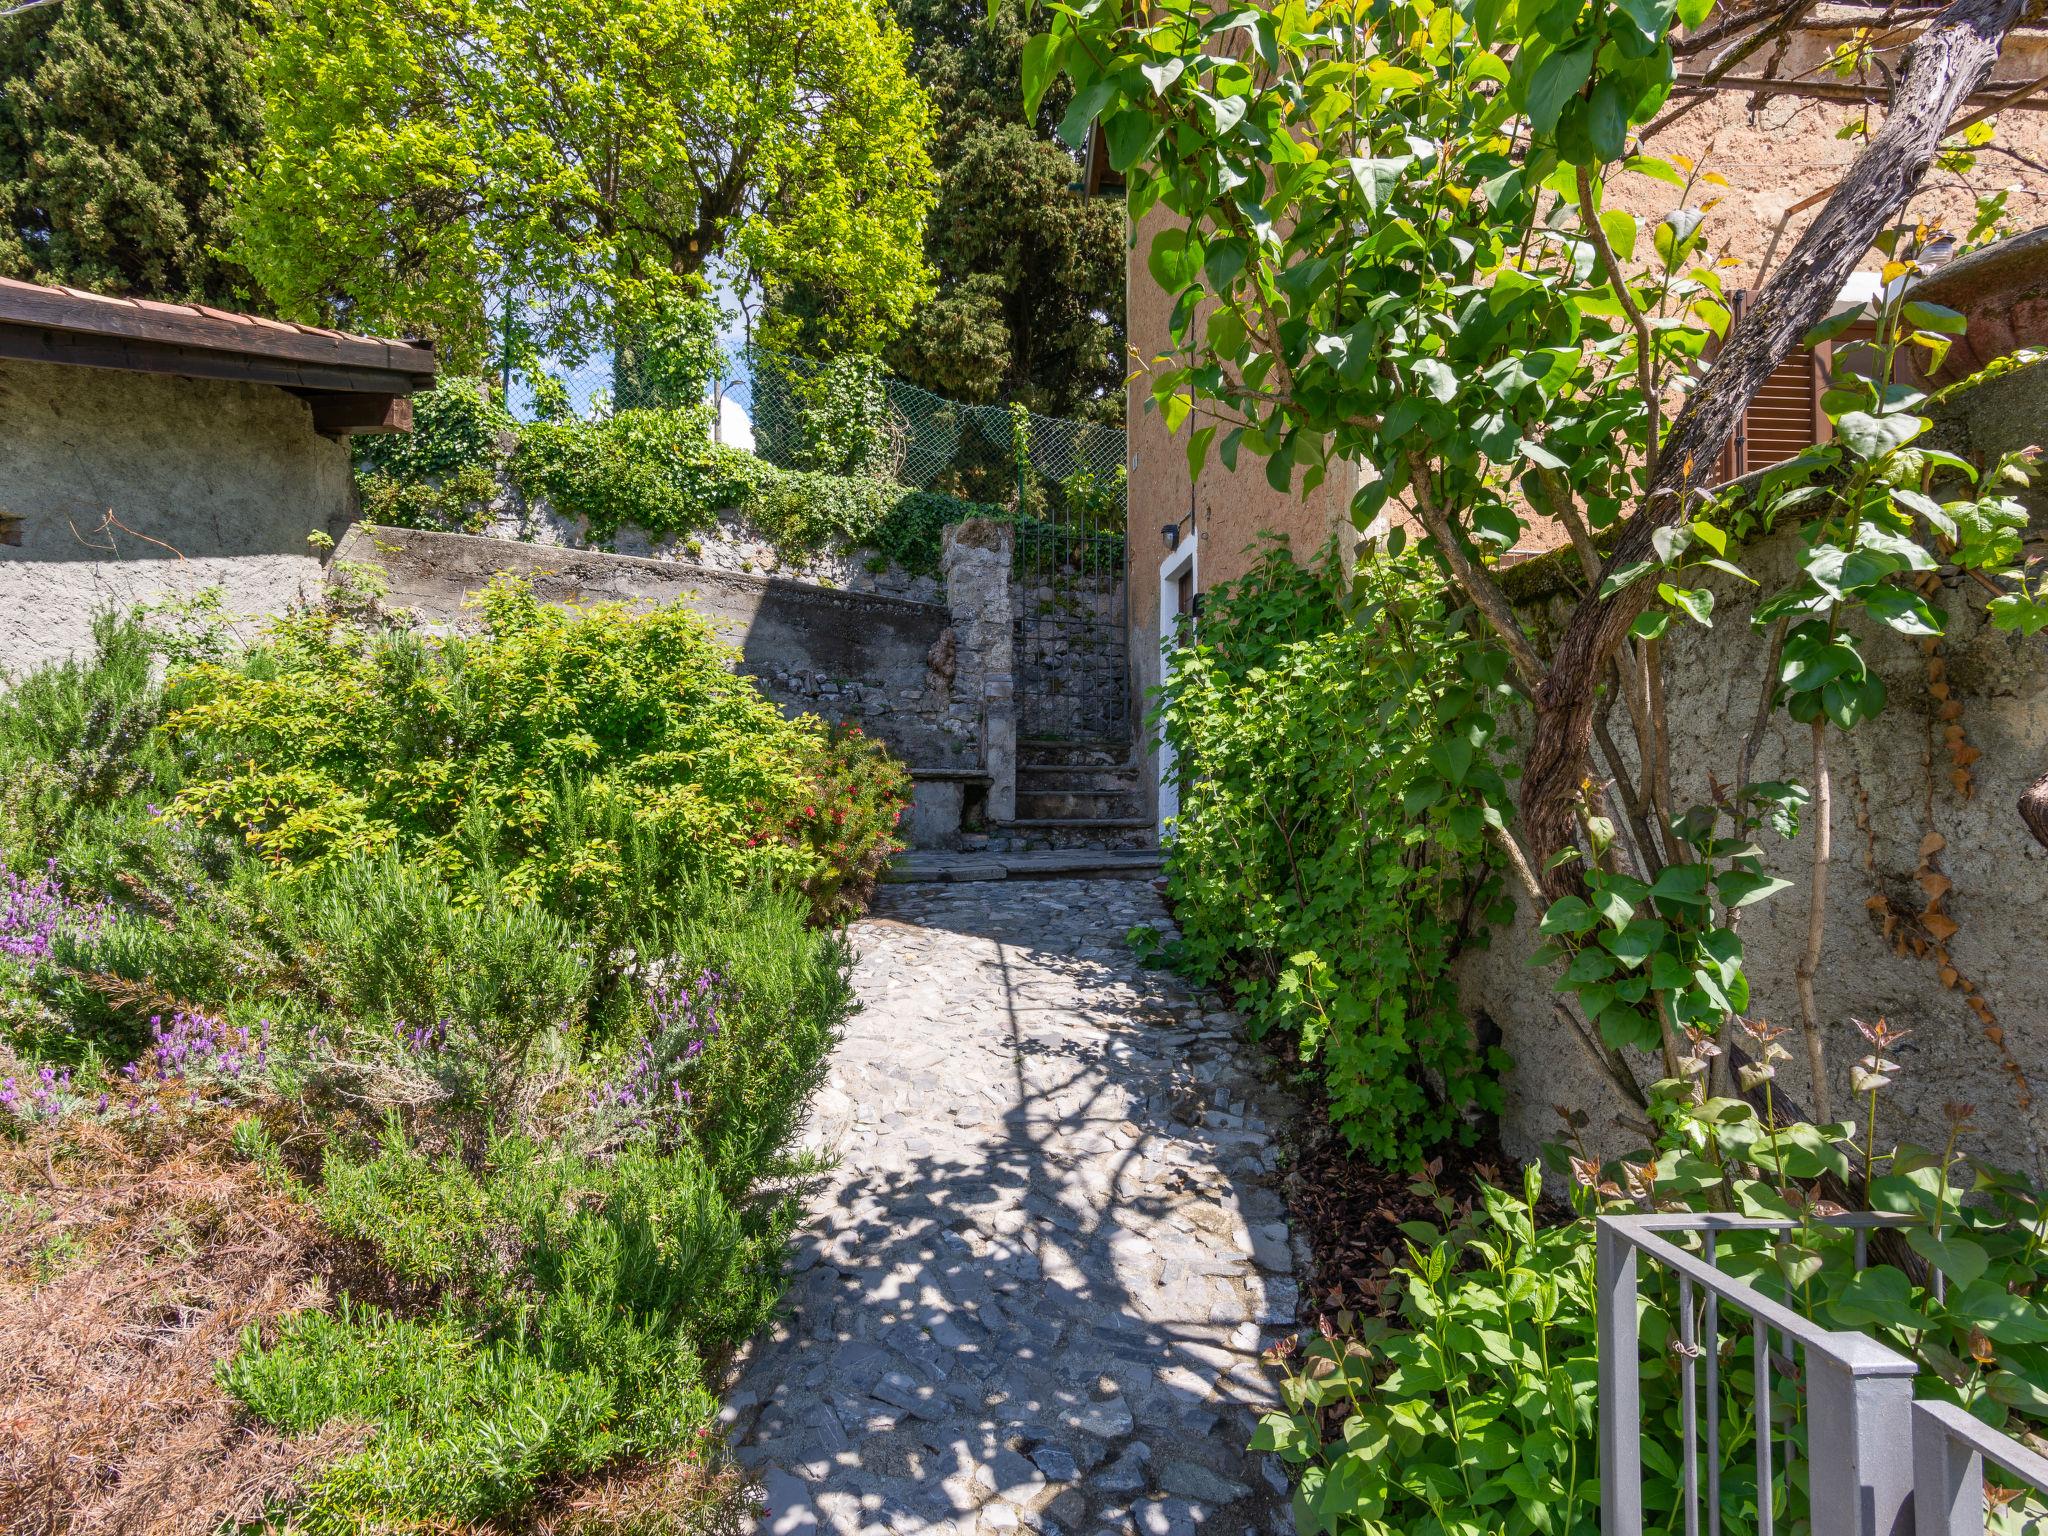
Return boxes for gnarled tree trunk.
[1517,0,2031,891]
[2023,770,2048,850]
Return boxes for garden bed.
[0,583,904,1531]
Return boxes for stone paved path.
[728,877,1299,1536]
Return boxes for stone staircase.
[993,736,1154,852]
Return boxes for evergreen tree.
[888,0,1124,422]
[0,0,262,305]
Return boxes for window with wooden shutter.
[1714,290,1880,481]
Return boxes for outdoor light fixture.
[1162,523,1181,550]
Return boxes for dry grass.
[0,1111,765,1536]
[0,1112,356,1536]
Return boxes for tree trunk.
[2023,770,2048,850]
[1518,0,2029,892]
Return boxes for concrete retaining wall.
[0,357,352,681]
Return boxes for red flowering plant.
[779,722,910,921]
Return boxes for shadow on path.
[727,878,1301,1536]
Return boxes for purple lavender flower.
[589,969,729,1141]
[0,860,107,963]
[123,1010,274,1092]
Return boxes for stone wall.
[486,495,943,605]
[1460,361,2048,1178]
[333,523,1015,846]
[0,357,352,681]
[1016,574,1129,743]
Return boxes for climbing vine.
[350,378,1005,577]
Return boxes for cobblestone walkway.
[728,877,1299,1536]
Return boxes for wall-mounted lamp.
[1161,523,1181,551]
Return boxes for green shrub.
[354,373,1009,574]
[296,852,590,1121]
[162,575,906,922]
[224,875,843,1530]
[512,405,754,541]
[1260,1088,2048,1536]
[1153,539,1515,1167]
[355,374,516,483]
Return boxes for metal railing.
[1598,1212,2048,1536]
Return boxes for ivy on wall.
[352,378,1004,578]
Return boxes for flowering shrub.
[1,860,106,962]
[586,967,729,1149]
[0,600,863,1530]
[129,1010,272,1087]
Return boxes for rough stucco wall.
[1126,203,1355,817]
[0,357,350,681]
[336,523,986,778]
[1460,361,2048,1177]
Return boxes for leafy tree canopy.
[233,0,938,366]
[0,0,262,305]
[886,0,1124,420]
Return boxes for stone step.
[1016,788,1146,821]
[1017,736,1131,769]
[992,816,1156,853]
[1017,760,1140,791]
[882,847,1163,882]
[1001,816,1153,831]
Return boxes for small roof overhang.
[0,277,439,435]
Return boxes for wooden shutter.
[1715,290,1879,480]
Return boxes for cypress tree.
[0,0,262,305]
[888,0,1125,423]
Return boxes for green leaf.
[1140,56,1186,96]
[1902,298,1968,335]
[1988,591,2048,636]
[1648,863,1711,907]
[1832,1265,1925,1333]
[1862,585,1943,637]
[1524,40,1595,135]
[1146,227,1204,294]
[1657,583,1714,627]
[1414,358,1458,402]
[1906,1228,1989,1291]
[1539,895,1596,936]
[1022,32,1063,121]
[1949,1279,2048,1344]
[1057,77,1119,150]
[1104,110,1162,174]
[1835,411,1928,460]
[1348,154,1412,209]
[1584,80,1627,163]
[1715,869,1792,909]
[1801,305,1867,348]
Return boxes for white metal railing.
[1598,1212,2048,1536]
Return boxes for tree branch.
[1517,0,2029,893]
[1577,167,1661,479]
[1406,454,1547,689]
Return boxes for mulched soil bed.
[1280,1103,1514,1328]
